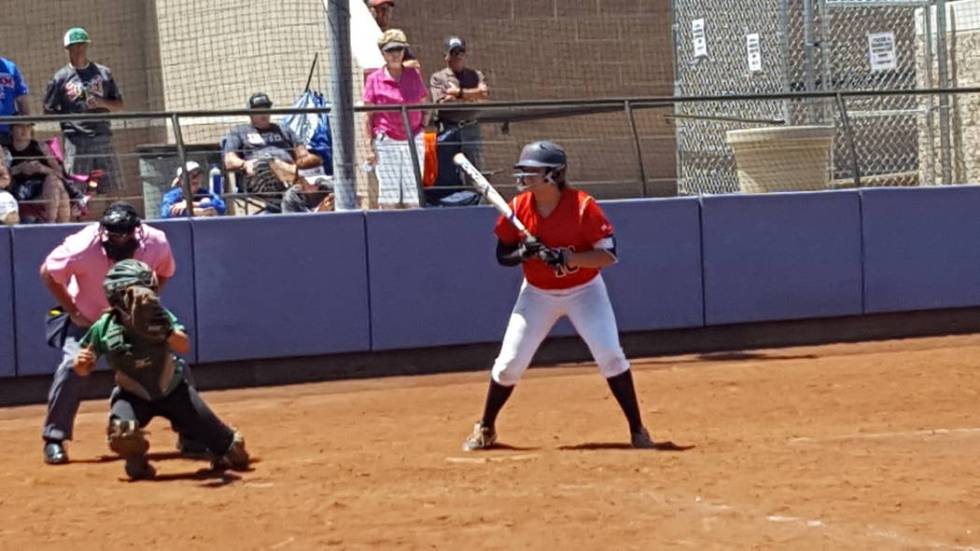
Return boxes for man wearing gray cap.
[430,36,489,199]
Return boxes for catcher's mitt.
[116,285,173,343]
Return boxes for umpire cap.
[100,202,141,234]
[514,141,567,170]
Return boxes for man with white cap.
[159,161,226,218]
[281,168,335,214]
[42,27,125,193]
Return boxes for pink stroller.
[44,136,100,221]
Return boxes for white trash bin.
[726,125,836,193]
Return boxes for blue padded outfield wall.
[601,199,703,333]
[0,228,14,378]
[366,198,704,350]
[366,207,523,351]
[191,212,371,363]
[701,191,864,325]
[862,187,980,313]
[4,187,980,378]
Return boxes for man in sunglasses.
[38,202,180,464]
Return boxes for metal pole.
[400,106,424,203]
[171,113,194,219]
[836,93,861,188]
[779,0,792,124]
[923,4,937,185]
[936,0,953,184]
[803,0,818,123]
[624,101,649,197]
[670,0,683,191]
[325,0,357,209]
[817,0,834,123]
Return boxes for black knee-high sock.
[481,379,514,429]
[606,370,644,433]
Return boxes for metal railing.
[2,86,979,221]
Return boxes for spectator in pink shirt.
[363,29,429,209]
[39,202,179,464]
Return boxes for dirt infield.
[1,334,979,550]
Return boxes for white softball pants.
[491,275,630,386]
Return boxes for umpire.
[40,202,178,464]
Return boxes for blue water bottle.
[208,164,223,195]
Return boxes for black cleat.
[176,436,210,459]
[124,455,156,480]
[44,440,68,465]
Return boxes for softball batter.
[463,140,656,451]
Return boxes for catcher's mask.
[103,259,158,309]
[100,202,142,262]
[513,140,567,191]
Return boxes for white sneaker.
[462,422,497,451]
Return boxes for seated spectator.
[430,36,489,204]
[222,92,322,212]
[282,168,335,214]
[159,161,226,218]
[8,122,71,223]
[0,150,18,225]
[363,29,429,209]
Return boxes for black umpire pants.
[109,380,235,456]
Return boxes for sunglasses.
[384,46,405,53]
[104,229,134,239]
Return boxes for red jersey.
[495,187,615,290]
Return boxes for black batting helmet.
[514,140,567,170]
[514,141,567,188]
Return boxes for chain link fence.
[671,0,980,194]
[5,1,980,225]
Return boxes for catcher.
[73,259,249,480]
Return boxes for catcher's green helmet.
[103,259,158,304]
[63,27,91,48]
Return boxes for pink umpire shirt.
[363,66,427,141]
[43,223,176,323]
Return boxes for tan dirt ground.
[1,334,979,550]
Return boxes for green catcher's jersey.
[81,309,187,401]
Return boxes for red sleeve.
[494,199,521,244]
[581,196,615,245]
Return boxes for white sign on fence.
[692,19,708,58]
[746,33,762,72]
[867,31,897,72]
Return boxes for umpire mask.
[100,202,142,261]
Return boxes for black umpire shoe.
[43,440,68,465]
